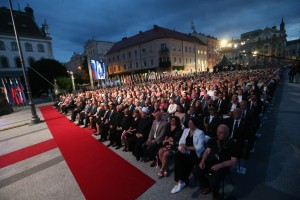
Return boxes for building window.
[25,43,33,52]
[15,57,21,68]
[174,57,176,63]
[161,44,167,51]
[124,64,126,70]
[151,59,153,65]
[113,57,115,62]
[144,61,147,67]
[130,63,132,69]
[11,42,18,51]
[123,54,125,60]
[189,47,191,52]
[0,41,5,50]
[128,51,131,58]
[149,46,152,53]
[117,55,119,61]
[108,58,111,62]
[28,57,35,67]
[118,65,120,71]
[179,58,181,63]
[37,44,45,52]
[135,50,137,57]
[136,62,138,68]
[185,47,187,52]
[0,56,9,68]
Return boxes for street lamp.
[8,0,40,124]
[68,71,75,92]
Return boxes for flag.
[9,79,19,105]
[1,78,9,103]
[17,78,27,105]
[13,78,24,104]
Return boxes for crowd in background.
[54,66,282,199]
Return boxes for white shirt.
[167,103,177,114]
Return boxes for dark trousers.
[109,129,121,146]
[131,137,147,160]
[174,151,199,183]
[71,110,81,121]
[142,141,161,160]
[198,166,229,198]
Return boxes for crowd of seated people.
[53,66,282,199]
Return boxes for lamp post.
[69,71,75,92]
[8,0,40,124]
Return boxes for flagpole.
[8,0,40,124]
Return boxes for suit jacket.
[203,115,223,139]
[109,111,123,130]
[214,99,228,115]
[227,102,240,113]
[247,100,263,115]
[148,119,168,143]
[118,114,133,130]
[224,117,249,145]
[183,113,203,129]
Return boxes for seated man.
[198,124,239,200]
[142,111,167,167]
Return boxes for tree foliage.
[28,58,68,96]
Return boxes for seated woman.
[157,116,183,178]
[171,118,205,194]
[174,105,186,128]
[198,124,239,200]
[122,110,140,152]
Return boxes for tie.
[109,110,113,120]
[154,122,160,138]
[241,110,245,120]
[232,120,239,138]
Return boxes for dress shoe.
[82,126,88,128]
[202,187,211,195]
[115,146,122,150]
[143,157,151,163]
[150,160,156,167]
[107,143,113,147]
[112,143,117,147]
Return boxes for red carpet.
[0,139,57,168]
[40,105,155,200]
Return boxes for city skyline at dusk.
[1,0,299,63]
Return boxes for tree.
[28,58,68,96]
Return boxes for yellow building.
[106,25,207,76]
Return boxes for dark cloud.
[3,0,300,62]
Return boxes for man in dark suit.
[224,108,249,148]
[184,106,202,129]
[227,95,240,114]
[202,105,223,139]
[109,108,132,149]
[70,97,84,122]
[247,93,263,115]
[99,103,116,142]
[126,98,136,115]
[214,92,228,115]
[107,104,123,147]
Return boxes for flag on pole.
[1,78,9,103]
[10,79,19,105]
[13,78,23,104]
